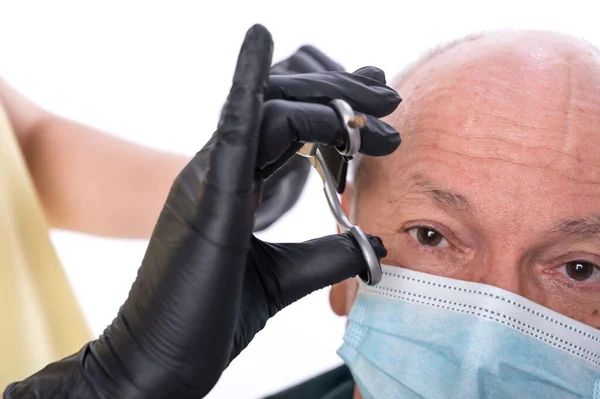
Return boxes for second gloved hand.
[255,45,346,231]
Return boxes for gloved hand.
[3,25,401,399]
[255,45,345,231]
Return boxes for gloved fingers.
[251,233,387,314]
[271,45,346,75]
[298,45,345,72]
[270,48,326,75]
[353,65,387,84]
[201,24,273,193]
[256,99,400,177]
[358,114,401,156]
[254,46,347,231]
[266,68,401,118]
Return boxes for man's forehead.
[395,30,600,95]
[382,30,600,184]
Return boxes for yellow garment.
[0,104,92,389]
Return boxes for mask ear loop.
[297,99,383,286]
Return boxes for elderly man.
[5,25,598,398]
[267,29,600,399]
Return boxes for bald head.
[356,30,600,193]
[398,31,600,136]
[334,30,600,330]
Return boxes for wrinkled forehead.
[397,31,600,101]
[381,31,600,186]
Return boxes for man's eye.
[558,261,600,282]
[408,227,449,248]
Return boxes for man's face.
[332,31,600,329]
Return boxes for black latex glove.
[255,45,345,231]
[3,25,401,399]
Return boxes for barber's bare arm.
[0,47,344,238]
[0,76,188,238]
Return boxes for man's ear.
[330,182,358,316]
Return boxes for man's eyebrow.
[550,215,600,238]
[412,178,476,215]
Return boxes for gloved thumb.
[251,232,387,316]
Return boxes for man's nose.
[471,253,525,296]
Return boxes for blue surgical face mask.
[338,264,600,399]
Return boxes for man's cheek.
[581,312,600,330]
[537,276,600,330]
[555,301,600,330]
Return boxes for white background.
[0,1,598,397]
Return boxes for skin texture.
[0,77,189,238]
[328,30,600,399]
[0,45,354,239]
